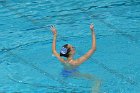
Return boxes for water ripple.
[0,33,112,55]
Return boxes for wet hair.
[60,44,71,58]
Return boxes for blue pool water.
[0,0,140,93]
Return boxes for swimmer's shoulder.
[71,57,88,66]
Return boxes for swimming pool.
[0,0,140,92]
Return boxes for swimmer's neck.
[67,56,73,62]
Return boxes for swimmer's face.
[68,44,75,55]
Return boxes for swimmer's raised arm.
[51,25,65,62]
[74,24,96,65]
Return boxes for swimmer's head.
[60,44,75,58]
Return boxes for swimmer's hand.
[51,25,57,35]
[90,23,94,31]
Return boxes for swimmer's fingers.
[90,23,94,27]
[50,25,54,29]
[51,25,55,28]
[50,25,56,30]
[90,23,94,31]
[50,25,57,35]
[50,26,53,31]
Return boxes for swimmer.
[51,23,96,67]
[51,24,100,93]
